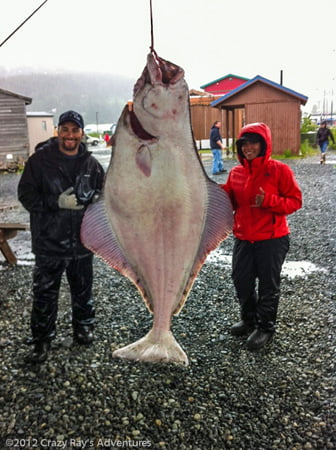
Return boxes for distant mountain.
[0,67,134,124]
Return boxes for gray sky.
[1,0,335,114]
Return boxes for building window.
[42,120,47,131]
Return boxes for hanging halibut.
[81,51,233,365]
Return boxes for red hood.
[237,122,272,166]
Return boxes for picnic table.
[0,223,30,265]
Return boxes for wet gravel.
[0,152,335,449]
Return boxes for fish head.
[134,52,185,93]
[132,52,189,136]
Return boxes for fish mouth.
[148,51,185,85]
[133,50,184,97]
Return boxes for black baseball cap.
[58,110,84,129]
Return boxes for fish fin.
[81,198,139,281]
[202,179,233,249]
[174,182,233,314]
[136,144,152,177]
[81,199,153,310]
[112,328,188,366]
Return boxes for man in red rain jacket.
[221,122,302,350]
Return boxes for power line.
[0,0,49,48]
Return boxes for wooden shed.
[0,88,32,170]
[190,90,218,141]
[189,88,243,148]
[189,74,248,146]
[211,75,308,155]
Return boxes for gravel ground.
[0,152,335,450]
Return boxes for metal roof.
[200,74,249,89]
[211,75,308,107]
[0,87,32,104]
[26,111,54,117]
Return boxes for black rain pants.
[31,254,95,343]
[232,235,289,332]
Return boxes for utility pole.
[331,90,334,124]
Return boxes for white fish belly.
[104,136,207,317]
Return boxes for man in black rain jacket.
[18,110,105,363]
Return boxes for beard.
[59,138,80,153]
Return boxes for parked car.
[85,135,100,146]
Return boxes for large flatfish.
[81,51,233,365]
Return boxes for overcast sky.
[1,0,335,114]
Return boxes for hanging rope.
[149,0,155,53]
[0,0,49,48]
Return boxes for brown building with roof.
[189,76,246,147]
[211,76,308,155]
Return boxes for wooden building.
[189,90,243,149]
[189,75,248,147]
[211,75,308,155]
[0,88,32,170]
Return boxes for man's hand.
[58,187,84,210]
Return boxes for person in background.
[221,122,302,351]
[104,133,110,147]
[18,110,105,363]
[316,120,335,164]
[210,120,227,175]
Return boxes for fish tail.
[112,328,188,366]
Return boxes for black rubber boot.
[73,326,94,345]
[246,329,274,351]
[28,341,50,363]
[230,321,255,336]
